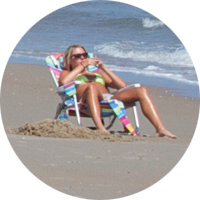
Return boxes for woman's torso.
[75,71,109,99]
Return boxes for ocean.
[8,0,199,98]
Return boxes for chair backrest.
[46,54,78,98]
[45,53,81,124]
[45,53,64,87]
[45,53,64,69]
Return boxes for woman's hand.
[93,56,105,70]
[97,59,105,69]
[80,57,99,68]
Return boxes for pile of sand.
[5,119,142,142]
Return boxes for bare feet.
[156,128,177,139]
[99,128,110,134]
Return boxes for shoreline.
[7,62,200,100]
[115,70,200,99]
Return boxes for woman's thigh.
[81,83,106,101]
[111,87,145,103]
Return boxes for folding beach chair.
[45,53,140,135]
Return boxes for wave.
[142,17,178,28]
[142,17,190,29]
[95,41,193,67]
[95,17,165,30]
[95,41,196,86]
[106,64,198,85]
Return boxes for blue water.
[8,0,199,98]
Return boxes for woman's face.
[70,47,87,69]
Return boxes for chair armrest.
[56,81,82,97]
[111,83,141,95]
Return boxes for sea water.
[8,1,199,98]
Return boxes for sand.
[0,63,200,199]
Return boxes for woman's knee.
[137,86,148,98]
[85,84,102,99]
[86,84,98,93]
[140,86,148,93]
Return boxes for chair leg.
[54,96,68,119]
[54,103,62,119]
[105,115,117,130]
[73,94,82,126]
[132,103,140,133]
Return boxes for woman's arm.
[98,60,126,89]
[59,64,85,86]
[59,58,99,86]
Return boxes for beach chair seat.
[45,53,140,135]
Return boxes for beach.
[1,63,199,199]
[1,1,200,199]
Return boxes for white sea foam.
[145,65,162,71]
[106,64,198,85]
[142,18,164,28]
[95,42,193,67]
[12,50,51,61]
[11,45,197,86]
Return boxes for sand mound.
[5,119,141,142]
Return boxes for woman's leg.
[112,86,176,138]
[82,84,108,132]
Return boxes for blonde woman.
[59,45,176,139]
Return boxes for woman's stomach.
[76,82,109,100]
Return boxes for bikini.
[74,73,106,86]
[74,72,114,101]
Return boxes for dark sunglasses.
[71,53,88,59]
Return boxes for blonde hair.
[64,45,87,71]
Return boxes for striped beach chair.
[45,53,140,135]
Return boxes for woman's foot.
[156,128,177,139]
[98,127,110,134]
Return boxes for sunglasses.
[71,53,88,59]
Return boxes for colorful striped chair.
[45,53,140,135]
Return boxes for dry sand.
[1,63,200,199]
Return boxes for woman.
[59,45,176,139]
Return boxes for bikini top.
[74,73,106,86]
